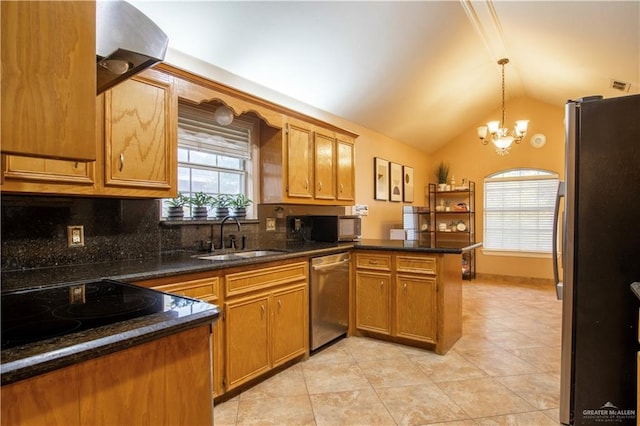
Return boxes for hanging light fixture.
[477,58,529,156]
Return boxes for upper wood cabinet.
[314,131,336,200]
[1,69,178,198]
[1,1,96,161]
[286,121,314,199]
[336,136,355,202]
[102,73,177,196]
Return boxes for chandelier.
[477,58,529,156]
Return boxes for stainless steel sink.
[233,250,284,258]
[196,250,285,261]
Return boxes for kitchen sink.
[196,250,286,262]
[233,250,284,258]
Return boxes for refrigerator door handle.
[553,181,565,300]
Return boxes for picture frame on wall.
[374,157,389,200]
[403,166,414,203]
[389,162,403,202]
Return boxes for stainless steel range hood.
[96,1,169,94]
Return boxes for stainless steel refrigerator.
[554,94,640,425]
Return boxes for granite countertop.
[355,239,482,253]
[1,282,220,386]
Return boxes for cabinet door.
[1,1,96,161]
[1,366,80,426]
[104,74,176,193]
[225,294,270,390]
[355,271,391,335]
[314,132,336,200]
[336,137,355,201]
[396,274,437,343]
[272,284,307,366]
[286,122,313,199]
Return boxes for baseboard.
[475,273,554,286]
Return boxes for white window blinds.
[178,103,251,159]
[484,171,559,253]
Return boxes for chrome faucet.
[220,216,241,250]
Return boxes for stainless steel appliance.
[310,216,361,242]
[555,94,640,425]
[310,252,350,351]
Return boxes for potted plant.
[229,194,252,218]
[210,194,231,219]
[166,193,189,220]
[435,162,450,191]
[190,192,211,219]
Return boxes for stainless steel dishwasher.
[310,252,350,351]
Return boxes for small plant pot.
[213,207,229,219]
[229,207,246,218]
[167,206,184,220]
[438,183,447,192]
[192,206,208,220]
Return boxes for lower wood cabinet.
[224,261,308,392]
[0,325,213,426]
[354,251,460,354]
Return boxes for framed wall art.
[403,166,414,203]
[374,157,389,200]
[389,162,403,202]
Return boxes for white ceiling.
[130,1,640,153]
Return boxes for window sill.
[481,249,558,259]
[160,218,260,227]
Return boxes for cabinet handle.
[304,178,309,190]
[340,183,344,193]
[318,181,323,192]
[74,161,79,169]
[380,281,384,289]
[119,153,124,172]
[369,260,378,265]
[403,283,407,293]
[278,299,282,313]
[260,304,265,320]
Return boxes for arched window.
[484,168,559,254]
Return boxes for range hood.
[96,1,169,94]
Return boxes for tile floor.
[214,279,562,425]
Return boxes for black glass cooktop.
[1,279,168,350]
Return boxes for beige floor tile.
[496,373,560,410]
[376,383,469,425]
[506,346,561,374]
[410,350,486,383]
[438,377,536,418]
[345,336,409,362]
[214,397,239,426]
[484,330,548,350]
[305,339,355,366]
[236,395,315,425]
[302,361,370,395]
[474,410,558,425]
[426,420,479,426]
[450,335,502,357]
[240,364,308,400]
[541,407,560,422]
[458,348,539,377]
[309,388,396,426]
[358,357,431,389]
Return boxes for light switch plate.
[67,225,85,247]
[266,218,276,231]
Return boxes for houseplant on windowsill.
[190,192,212,220]
[229,194,252,218]
[167,193,189,220]
[435,162,450,191]
[210,194,231,219]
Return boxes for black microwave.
[310,215,361,242]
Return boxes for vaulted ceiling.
[131,1,640,153]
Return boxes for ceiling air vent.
[610,79,631,92]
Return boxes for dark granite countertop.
[355,239,482,254]
[1,282,220,386]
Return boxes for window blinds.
[484,176,558,252]
[178,103,251,159]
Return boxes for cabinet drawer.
[153,277,219,303]
[356,253,392,271]
[396,255,437,275]
[225,262,308,297]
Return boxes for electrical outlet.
[266,218,276,232]
[67,225,85,247]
